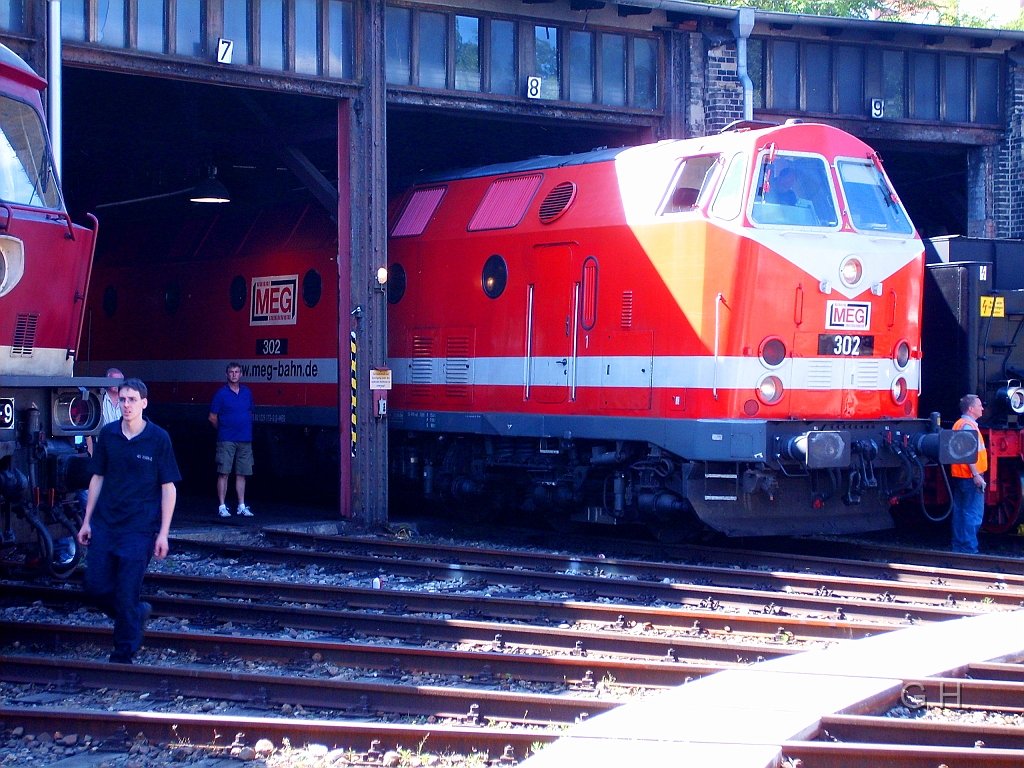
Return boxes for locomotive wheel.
[982,467,1024,535]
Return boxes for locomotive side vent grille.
[806,361,833,389]
[538,181,577,224]
[854,360,879,390]
[468,174,543,231]
[411,334,435,398]
[11,313,38,357]
[621,291,634,328]
[445,336,472,398]
[392,186,447,238]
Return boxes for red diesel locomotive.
[0,44,106,577]
[387,121,973,538]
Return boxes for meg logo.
[826,301,871,330]
[251,275,298,326]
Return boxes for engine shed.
[0,0,1021,527]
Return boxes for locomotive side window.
[482,255,507,299]
[387,263,407,304]
[836,160,914,235]
[0,97,61,209]
[661,155,719,214]
[750,154,838,228]
[709,153,747,221]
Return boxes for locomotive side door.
[528,244,573,404]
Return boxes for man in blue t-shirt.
[77,378,181,663]
[209,362,255,518]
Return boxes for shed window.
[749,39,764,109]
[490,19,517,95]
[261,0,285,69]
[62,0,87,40]
[633,37,658,109]
[976,58,1000,124]
[419,12,447,89]
[836,47,863,115]
[223,0,249,64]
[386,5,412,85]
[882,50,905,119]
[602,34,626,107]
[569,31,594,104]
[805,44,830,113]
[535,26,559,100]
[0,0,23,32]
[912,53,938,120]
[295,0,320,74]
[137,0,165,52]
[944,55,969,123]
[469,175,543,231]
[773,41,798,110]
[328,0,354,78]
[455,16,480,91]
[176,0,202,57]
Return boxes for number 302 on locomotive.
[818,334,874,357]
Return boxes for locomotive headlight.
[756,375,784,405]
[1008,385,1024,414]
[759,337,787,368]
[890,376,908,405]
[840,257,863,287]
[894,340,911,370]
[0,235,25,297]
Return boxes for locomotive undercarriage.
[391,417,977,538]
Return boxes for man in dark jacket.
[77,378,181,663]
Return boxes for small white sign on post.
[870,98,885,119]
[217,38,234,64]
[369,368,393,391]
[526,76,543,99]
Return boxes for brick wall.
[992,63,1024,239]
[703,42,745,135]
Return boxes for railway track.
[4,526,1024,766]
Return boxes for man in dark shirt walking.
[209,362,255,518]
[77,378,181,664]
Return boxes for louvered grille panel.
[539,181,577,224]
[468,174,543,231]
[806,361,833,389]
[445,336,471,398]
[392,187,447,237]
[11,313,37,357]
[620,291,633,328]
[854,360,880,390]
[410,334,435,398]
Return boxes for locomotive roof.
[404,122,846,189]
[408,146,632,185]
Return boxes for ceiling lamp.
[190,168,230,204]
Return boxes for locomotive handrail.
[714,293,729,400]
[0,203,12,231]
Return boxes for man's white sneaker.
[218,504,231,518]
[237,504,254,517]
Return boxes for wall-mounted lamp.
[375,267,388,292]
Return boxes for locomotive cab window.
[0,96,61,209]
[709,152,747,221]
[661,155,719,214]
[836,159,913,235]
[750,153,838,229]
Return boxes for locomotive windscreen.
[0,96,60,209]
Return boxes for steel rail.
[967,662,1024,683]
[3,574,891,643]
[779,740,1024,767]
[1,620,725,688]
[817,714,1024,750]
[0,586,798,663]
[167,539,983,623]
[790,538,1024,576]
[264,528,1024,595]
[0,654,617,726]
[0,706,558,758]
